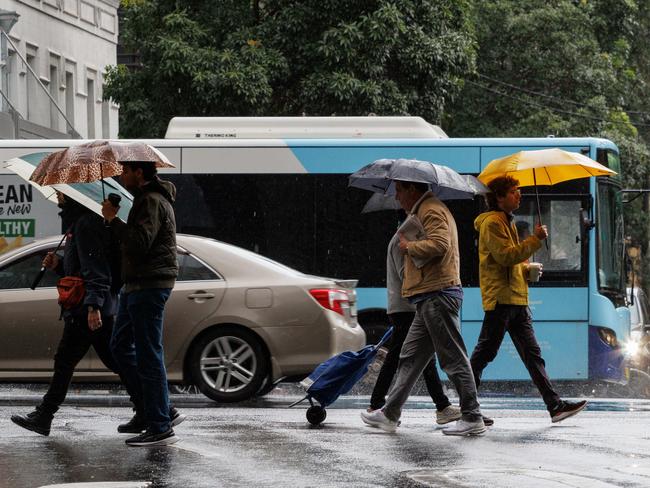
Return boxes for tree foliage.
[445,0,650,272]
[105,0,475,137]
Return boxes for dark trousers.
[41,314,140,414]
[111,288,172,434]
[470,304,561,411]
[370,312,451,411]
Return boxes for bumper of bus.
[588,325,627,383]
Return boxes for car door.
[0,244,92,373]
[87,248,226,371]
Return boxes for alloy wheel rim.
[200,336,257,393]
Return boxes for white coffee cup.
[528,262,542,282]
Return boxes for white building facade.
[0,0,119,139]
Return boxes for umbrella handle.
[29,267,47,291]
[30,228,69,290]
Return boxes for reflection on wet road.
[1,397,649,488]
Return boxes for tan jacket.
[474,211,542,311]
[402,193,461,297]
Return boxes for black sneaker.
[170,407,186,428]
[550,400,587,423]
[125,428,178,447]
[117,412,147,434]
[482,415,495,427]
[11,408,53,436]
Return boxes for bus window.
[514,195,588,286]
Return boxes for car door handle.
[188,292,216,300]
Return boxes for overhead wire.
[465,78,650,128]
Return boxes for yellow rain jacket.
[474,211,542,311]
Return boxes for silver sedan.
[0,234,365,402]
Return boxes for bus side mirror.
[579,208,594,243]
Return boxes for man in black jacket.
[11,193,142,436]
[102,161,180,447]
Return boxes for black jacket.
[110,177,178,292]
[57,202,116,318]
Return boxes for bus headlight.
[624,339,640,358]
[597,327,619,348]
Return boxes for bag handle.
[374,326,394,350]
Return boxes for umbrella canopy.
[4,152,133,222]
[360,174,486,213]
[478,148,616,187]
[349,158,487,201]
[29,140,174,186]
[347,158,394,193]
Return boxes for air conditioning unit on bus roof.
[164,116,448,139]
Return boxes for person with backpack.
[10,193,144,436]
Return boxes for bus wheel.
[188,326,268,403]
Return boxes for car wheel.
[188,326,268,403]
[255,374,277,397]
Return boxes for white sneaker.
[442,418,486,436]
[360,409,399,433]
[436,405,462,425]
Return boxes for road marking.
[38,482,151,488]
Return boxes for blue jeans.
[111,288,172,434]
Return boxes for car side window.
[177,253,221,281]
[0,251,59,290]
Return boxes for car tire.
[255,374,277,397]
[188,326,268,403]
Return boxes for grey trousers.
[383,294,481,422]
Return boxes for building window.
[86,78,95,138]
[25,54,37,122]
[65,71,75,134]
[101,99,110,138]
[49,64,59,131]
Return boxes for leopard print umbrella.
[30,140,175,186]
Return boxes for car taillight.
[309,289,350,316]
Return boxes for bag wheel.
[306,406,327,425]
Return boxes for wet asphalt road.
[1,396,649,488]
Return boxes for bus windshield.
[597,176,625,298]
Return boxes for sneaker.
[550,400,587,423]
[436,405,462,425]
[360,409,399,433]
[442,418,486,436]
[170,407,186,428]
[482,415,494,427]
[119,408,186,434]
[126,428,178,447]
[10,408,53,436]
[117,412,147,434]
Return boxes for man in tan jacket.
[361,181,485,436]
[471,175,587,423]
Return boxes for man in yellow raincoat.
[471,175,587,423]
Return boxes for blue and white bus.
[0,116,630,385]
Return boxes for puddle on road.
[405,468,622,488]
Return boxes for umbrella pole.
[100,164,106,201]
[533,169,549,251]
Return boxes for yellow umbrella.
[478,148,616,249]
[478,148,616,186]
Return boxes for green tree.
[445,0,650,286]
[105,0,476,138]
